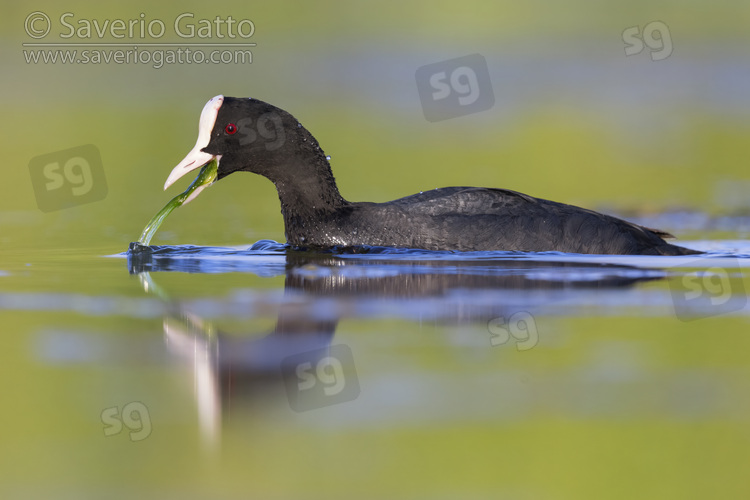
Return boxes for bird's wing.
[386,187,538,216]
[384,187,676,246]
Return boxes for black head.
[164,95,326,192]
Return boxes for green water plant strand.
[138,159,218,245]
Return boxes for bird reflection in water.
[127,243,665,447]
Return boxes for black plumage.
[168,96,699,255]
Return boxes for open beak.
[163,95,224,191]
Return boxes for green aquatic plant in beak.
[138,158,219,245]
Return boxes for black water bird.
[164,95,699,255]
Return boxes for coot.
[164,95,698,255]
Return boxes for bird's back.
[331,187,698,255]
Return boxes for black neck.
[271,146,349,229]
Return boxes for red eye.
[225,123,237,134]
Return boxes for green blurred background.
[2,2,750,499]
[4,0,750,252]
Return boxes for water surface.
[2,228,749,498]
